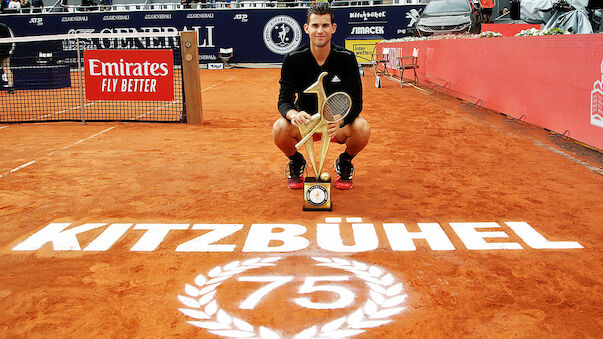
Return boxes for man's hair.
[306,3,335,24]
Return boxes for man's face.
[304,14,337,48]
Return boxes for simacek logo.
[351,26,385,35]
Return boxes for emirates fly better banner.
[84,49,174,101]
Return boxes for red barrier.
[378,35,603,151]
[482,23,540,37]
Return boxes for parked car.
[416,0,482,36]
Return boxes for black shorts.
[0,46,11,59]
[483,8,493,16]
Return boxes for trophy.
[295,72,352,211]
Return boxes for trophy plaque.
[303,177,332,211]
[295,72,351,211]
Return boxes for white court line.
[0,126,116,179]
[32,100,101,121]
[0,126,7,130]
[201,76,237,92]
[133,99,182,120]
[533,140,603,176]
[133,76,237,120]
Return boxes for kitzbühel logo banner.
[84,49,174,101]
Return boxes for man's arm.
[278,55,298,121]
[342,53,363,127]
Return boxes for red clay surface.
[0,68,602,338]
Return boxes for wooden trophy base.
[303,177,332,211]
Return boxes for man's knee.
[351,117,370,138]
[273,116,299,141]
[273,117,289,135]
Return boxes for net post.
[179,31,203,125]
[76,37,86,125]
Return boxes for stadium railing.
[1,0,424,14]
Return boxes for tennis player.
[0,22,15,94]
[273,3,370,190]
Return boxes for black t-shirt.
[278,43,363,127]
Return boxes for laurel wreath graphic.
[178,257,407,339]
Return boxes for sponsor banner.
[345,39,382,64]
[84,49,174,101]
[378,35,603,150]
[207,63,224,69]
[0,6,424,65]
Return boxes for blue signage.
[0,6,424,65]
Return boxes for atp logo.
[29,18,43,26]
[591,59,603,128]
[263,15,302,55]
[234,13,248,23]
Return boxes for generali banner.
[84,49,174,101]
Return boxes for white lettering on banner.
[186,13,214,19]
[101,79,118,92]
[450,222,523,250]
[29,18,43,26]
[61,16,88,22]
[11,219,582,252]
[88,59,169,77]
[349,11,387,20]
[233,14,249,22]
[144,14,172,20]
[62,26,214,51]
[176,224,243,252]
[187,26,215,48]
[103,15,130,21]
[351,26,385,35]
[120,79,157,93]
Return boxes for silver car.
[416,0,482,36]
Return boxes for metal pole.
[76,37,86,125]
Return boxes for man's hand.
[290,110,312,127]
[326,122,340,139]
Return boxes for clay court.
[1,68,602,338]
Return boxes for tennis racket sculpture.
[295,72,352,211]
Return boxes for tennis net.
[0,32,186,123]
